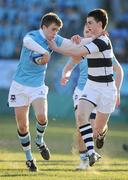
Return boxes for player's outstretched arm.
[48,39,90,58]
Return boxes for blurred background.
[0,0,128,121]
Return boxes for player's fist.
[33,52,51,65]
[39,52,51,65]
[71,34,82,44]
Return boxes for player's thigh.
[32,97,48,119]
[95,111,110,131]
[77,99,94,124]
[98,88,117,114]
[14,106,30,129]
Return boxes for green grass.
[0,115,128,180]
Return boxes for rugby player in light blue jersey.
[8,13,65,172]
[8,12,94,171]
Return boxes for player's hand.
[37,52,51,65]
[48,40,58,51]
[71,34,82,44]
[60,77,69,86]
[116,92,120,107]
[102,31,109,36]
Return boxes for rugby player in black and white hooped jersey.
[48,9,123,166]
[60,26,123,169]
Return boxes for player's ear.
[42,25,47,30]
[98,21,102,28]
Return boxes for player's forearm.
[62,62,74,78]
[23,36,48,54]
[115,66,124,93]
[55,45,88,57]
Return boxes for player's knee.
[77,112,89,125]
[36,114,47,124]
[18,125,29,134]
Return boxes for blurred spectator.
[110,28,128,63]
[0,0,127,63]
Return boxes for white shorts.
[81,80,117,114]
[73,87,83,108]
[73,87,96,115]
[8,81,49,107]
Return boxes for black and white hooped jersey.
[84,35,114,84]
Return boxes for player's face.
[83,25,92,38]
[86,17,102,35]
[43,23,60,40]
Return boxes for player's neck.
[95,30,104,38]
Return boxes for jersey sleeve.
[23,32,48,54]
[84,38,110,54]
[80,38,93,46]
[24,31,37,41]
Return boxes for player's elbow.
[71,51,85,57]
[72,48,88,57]
[23,36,31,47]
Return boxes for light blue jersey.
[73,56,117,91]
[14,29,63,87]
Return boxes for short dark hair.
[40,12,63,28]
[87,9,108,29]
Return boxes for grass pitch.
[0,115,128,180]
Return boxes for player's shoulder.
[55,34,64,46]
[55,34,63,41]
[26,29,39,37]
[98,35,111,45]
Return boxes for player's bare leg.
[15,106,37,172]
[32,98,50,160]
[77,100,99,166]
[75,109,89,170]
[76,109,101,169]
[94,112,110,149]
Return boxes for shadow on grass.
[0,159,78,166]
[97,163,128,166]
[0,159,76,163]
[0,168,74,178]
[0,166,128,178]
[0,172,43,178]
[98,169,128,172]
